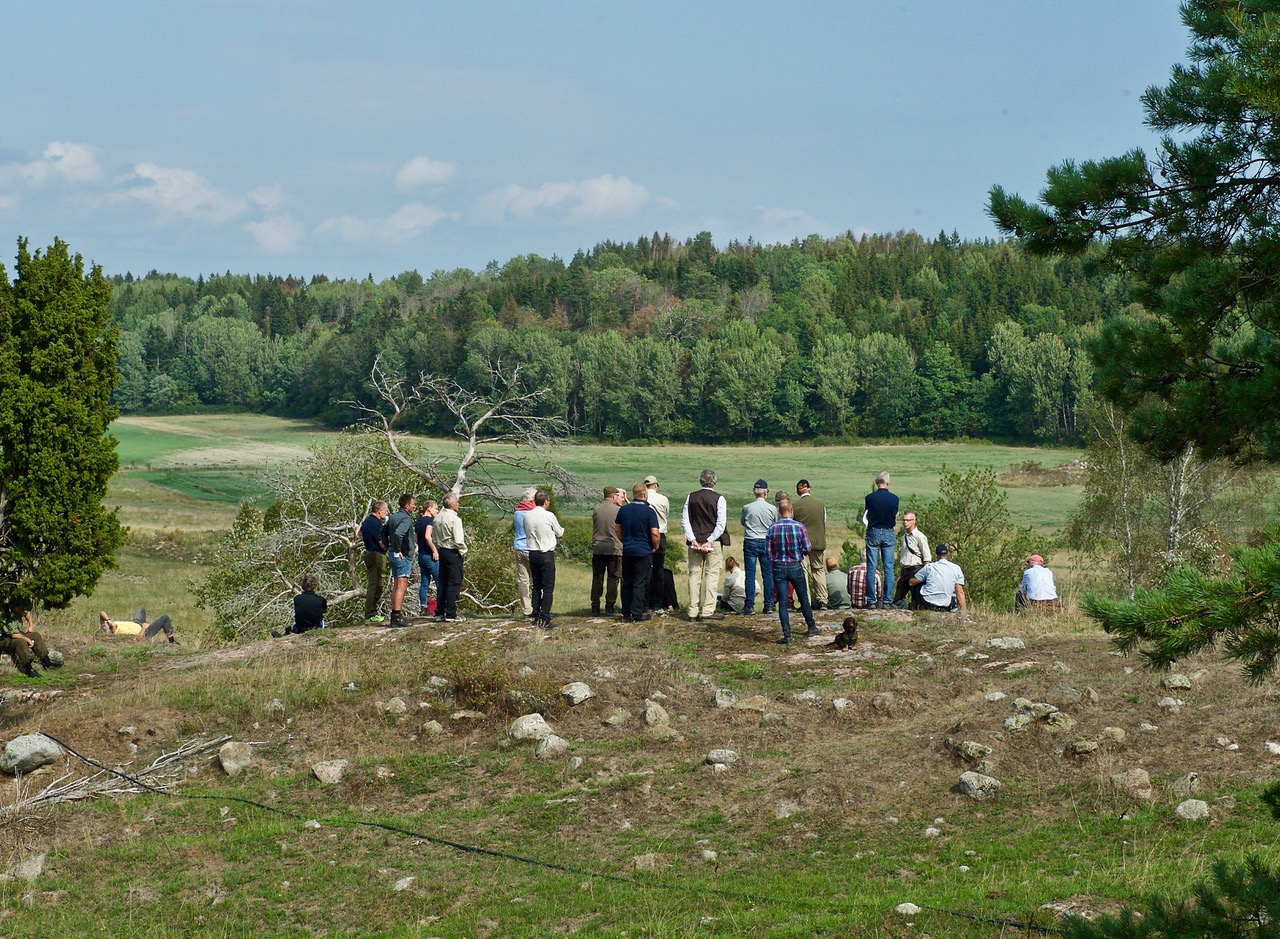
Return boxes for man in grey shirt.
[740,479,778,614]
[590,486,624,615]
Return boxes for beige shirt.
[523,506,564,552]
[433,507,467,555]
[901,527,931,566]
[647,489,670,533]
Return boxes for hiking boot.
[806,627,822,638]
[21,663,41,678]
[590,607,601,616]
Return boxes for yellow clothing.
[112,621,144,636]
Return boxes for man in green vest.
[791,479,829,609]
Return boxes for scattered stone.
[986,637,1026,651]
[591,665,616,680]
[425,675,450,690]
[264,698,285,717]
[1266,741,1280,755]
[701,849,718,863]
[534,735,571,759]
[714,688,738,709]
[303,819,322,829]
[983,691,1007,703]
[916,653,934,666]
[832,697,855,712]
[217,741,253,777]
[1170,772,1200,797]
[708,762,729,774]
[1052,661,1071,674]
[1155,697,1183,714]
[1111,768,1153,800]
[1085,687,1100,703]
[118,726,136,736]
[649,690,668,701]
[311,760,349,784]
[601,707,631,726]
[1069,740,1099,756]
[1175,799,1210,821]
[421,720,444,736]
[946,739,992,763]
[451,709,486,720]
[1139,722,1159,732]
[1100,727,1126,744]
[792,690,821,706]
[732,694,769,713]
[1214,736,1239,752]
[508,714,553,741]
[706,749,741,765]
[1051,685,1083,705]
[560,682,594,707]
[760,713,784,726]
[1162,673,1192,690]
[392,876,415,892]
[5,854,45,882]
[381,697,408,716]
[1044,712,1078,732]
[896,902,922,916]
[646,724,682,742]
[971,652,990,661]
[956,771,1002,801]
[374,766,394,779]
[0,735,63,775]
[871,693,895,712]
[643,700,670,727]
[1002,714,1032,732]
[1015,698,1058,718]
[631,853,661,871]
[923,826,942,838]
[775,800,801,819]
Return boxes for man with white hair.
[513,487,537,618]
[433,492,467,623]
[864,471,899,609]
[682,469,727,621]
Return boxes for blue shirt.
[513,507,531,552]
[865,488,899,530]
[360,514,387,552]
[616,501,659,557]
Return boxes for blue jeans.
[865,527,896,605]
[418,554,439,608]
[742,538,773,612]
[773,561,814,640]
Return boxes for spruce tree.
[0,238,124,614]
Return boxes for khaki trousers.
[807,548,828,606]
[687,542,723,619]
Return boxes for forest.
[107,229,1131,444]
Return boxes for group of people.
[358,492,468,628]
[0,603,177,678]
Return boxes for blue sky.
[1,2,1188,280]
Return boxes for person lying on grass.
[99,607,180,644]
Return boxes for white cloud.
[248,184,286,210]
[244,214,305,254]
[473,174,649,224]
[2,141,102,188]
[317,202,455,245]
[122,162,245,222]
[0,193,18,213]
[395,156,456,191]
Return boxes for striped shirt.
[766,517,811,564]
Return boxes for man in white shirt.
[524,489,565,629]
[643,475,671,612]
[681,469,727,621]
[1016,554,1060,612]
[433,493,468,622]
[910,543,966,613]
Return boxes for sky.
[0,2,1190,280]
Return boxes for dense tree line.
[108,229,1132,443]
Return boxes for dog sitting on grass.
[829,616,858,650]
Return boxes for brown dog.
[830,616,858,650]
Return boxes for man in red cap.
[1016,554,1059,611]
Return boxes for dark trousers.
[773,561,815,640]
[894,565,924,608]
[646,534,668,609]
[529,550,556,620]
[591,554,621,611]
[145,614,175,639]
[0,631,48,671]
[437,547,464,618]
[621,554,652,619]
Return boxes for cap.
[936,544,950,556]
[1028,554,1044,565]
[754,479,768,490]
[643,475,658,486]
[602,486,620,498]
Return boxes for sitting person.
[909,544,966,613]
[1,604,62,678]
[825,557,851,608]
[275,573,328,636]
[1016,554,1060,611]
[717,557,748,613]
[846,551,884,609]
[99,607,180,644]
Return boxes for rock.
[217,741,253,777]
[702,849,718,863]
[600,707,631,726]
[792,690,821,706]
[1175,799,1210,821]
[509,713,553,741]
[714,688,738,708]
[1069,740,1099,756]
[832,697,855,712]
[896,902,922,916]
[923,826,942,837]
[646,724,682,742]
[916,653,935,666]
[1051,685,1083,705]
[1162,673,1192,690]
[1170,772,1200,797]
[534,735,571,759]
[775,800,801,819]
[1052,661,1071,674]
[1002,714,1032,732]
[1111,768,1153,800]
[1085,687,1100,703]
[1044,712,1078,732]
[1100,726,1127,743]
[381,697,408,716]
[312,760,349,784]
[1156,696,1183,714]
[1266,741,1280,755]
[506,690,553,714]
[983,691,1007,702]
[643,700,669,727]
[568,757,584,769]
[392,876,415,892]
[303,819,322,829]
[374,765,394,779]
[264,698,285,717]
[871,693,895,711]
[0,734,63,775]
[706,748,741,765]
[451,709,486,721]
[1015,698,1058,718]
[1139,722,1160,732]
[947,739,992,763]
[421,720,444,736]
[560,682,593,706]
[631,853,661,871]
[732,694,769,713]
[986,637,1026,650]
[956,771,1002,801]
[7,853,45,882]
[1215,736,1239,752]
[708,762,729,774]
[514,666,535,680]
[760,713,784,726]
[118,726,136,736]
[591,665,617,680]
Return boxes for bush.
[426,639,561,716]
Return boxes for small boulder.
[217,741,253,778]
[534,735,571,759]
[1175,799,1210,821]
[871,692,895,712]
[832,697,855,713]
[956,771,1002,801]
[381,697,408,716]
[312,760,350,784]
[0,734,63,775]
[1155,697,1183,714]
[983,691,1007,703]
[1069,739,1099,756]
[1002,714,1032,732]
[421,720,445,736]
[643,700,669,727]
[792,690,821,706]
[1111,768,1153,800]
[1170,772,1201,797]
[600,707,631,726]
[631,853,661,871]
[1044,712,1078,732]
[264,698,285,717]
[732,694,769,713]
[986,637,1026,651]
[1162,673,1192,690]
[509,713,553,741]
[896,902,922,916]
[1100,726,1127,744]
[760,713,784,726]
[560,682,594,707]
[714,688,738,709]
[706,748,741,765]
[646,724,682,742]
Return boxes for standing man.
[359,499,390,622]
[643,475,671,613]
[524,489,565,629]
[433,492,468,623]
[616,482,660,622]
[893,511,931,609]
[792,480,829,609]
[681,469,728,622]
[386,493,417,627]
[415,499,439,615]
[590,486,624,616]
[864,471,899,608]
[766,498,819,644]
[513,488,537,618]
[910,544,966,613]
[740,479,778,615]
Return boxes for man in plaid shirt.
[766,498,819,644]
[846,549,884,609]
